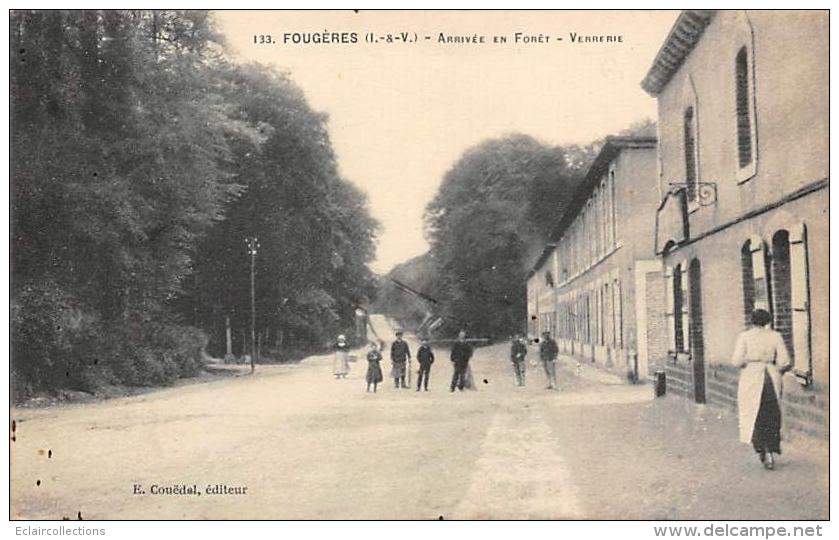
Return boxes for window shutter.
[789,224,811,377]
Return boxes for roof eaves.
[641,10,716,96]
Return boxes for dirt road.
[10,338,828,520]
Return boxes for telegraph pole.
[245,236,260,374]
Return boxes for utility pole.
[245,236,260,374]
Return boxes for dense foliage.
[417,135,584,339]
[11,10,378,398]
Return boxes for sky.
[215,10,679,274]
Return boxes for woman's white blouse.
[731,327,792,369]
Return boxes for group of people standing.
[509,330,558,389]
[361,330,439,392]
[335,327,561,393]
[361,330,475,393]
[334,329,478,393]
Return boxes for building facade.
[643,10,828,437]
[527,136,667,381]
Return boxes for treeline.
[10,10,378,398]
[385,123,653,341]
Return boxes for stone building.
[527,136,666,381]
[643,10,828,437]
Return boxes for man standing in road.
[450,330,474,392]
[510,333,527,387]
[539,330,559,390]
[416,336,434,391]
[390,330,411,389]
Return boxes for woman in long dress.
[333,334,350,379]
[732,309,792,469]
[366,341,384,393]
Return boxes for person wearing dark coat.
[416,337,435,391]
[390,331,411,388]
[510,334,527,386]
[366,342,384,393]
[450,330,474,392]
[539,331,559,390]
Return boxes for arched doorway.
[688,259,706,404]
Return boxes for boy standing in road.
[416,337,434,391]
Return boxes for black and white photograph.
[7,7,830,525]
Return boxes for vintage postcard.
[8,9,829,523]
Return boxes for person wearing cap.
[416,336,435,391]
[334,334,351,379]
[390,330,411,388]
[539,330,558,390]
[510,333,528,387]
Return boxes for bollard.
[654,369,666,397]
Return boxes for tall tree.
[422,135,585,339]
[178,63,379,359]
[11,10,375,395]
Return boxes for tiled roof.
[641,10,716,96]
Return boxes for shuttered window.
[736,47,753,168]
[740,241,756,326]
[684,107,699,201]
[749,236,770,311]
[615,278,624,349]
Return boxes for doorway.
[688,259,706,403]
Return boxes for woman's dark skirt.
[751,370,782,455]
[366,362,383,384]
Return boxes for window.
[602,283,609,346]
[733,12,759,185]
[684,107,699,201]
[599,182,606,256]
[586,201,593,265]
[673,265,688,352]
[748,235,771,311]
[609,170,617,247]
[594,288,601,346]
[736,47,753,169]
[771,231,793,359]
[545,270,554,288]
[740,227,811,381]
[594,190,602,258]
[741,241,756,326]
[584,293,591,344]
[614,278,623,349]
